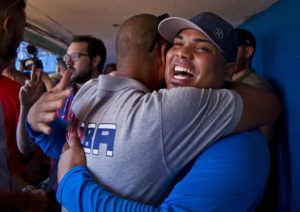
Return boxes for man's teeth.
[174,75,190,80]
[174,66,193,74]
[174,66,194,80]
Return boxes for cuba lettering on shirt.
[66,109,117,157]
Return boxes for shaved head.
[116,14,160,61]
[115,13,167,91]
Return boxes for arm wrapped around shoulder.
[230,82,281,133]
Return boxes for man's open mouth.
[173,65,194,80]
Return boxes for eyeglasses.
[63,53,90,62]
[1,0,26,19]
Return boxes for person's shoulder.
[74,78,99,100]
[158,87,241,122]
[244,69,274,93]
[84,77,99,87]
[159,87,237,102]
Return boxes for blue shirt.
[26,87,77,159]
[57,129,270,212]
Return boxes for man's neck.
[90,69,100,79]
[115,67,157,92]
[232,67,252,82]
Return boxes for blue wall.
[240,0,300,211]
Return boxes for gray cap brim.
[158,17,223,53]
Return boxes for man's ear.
[92,55,101,68]
[2,17,11,33]
[160,42,169,67]
[245,46,254,59]
[224,62,237,81]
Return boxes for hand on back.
[57,132,86,183]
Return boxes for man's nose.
[176,46,192,60]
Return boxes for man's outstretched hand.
[27,70,72,134]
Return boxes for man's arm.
[17,105,36,156]
[17,69,44,156]
[57,166,159,212]
[27,71,72,135]
[57,133,160,212]
[24,70,72,159]
[231,82,281,133]
[57,130,269,212]
[26,119,67,159]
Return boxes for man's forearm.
[57,166,161,212]
[17,106,36,157]
[26,118,67,160]
[231,82,281,133]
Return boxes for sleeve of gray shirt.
[161,87,243,173]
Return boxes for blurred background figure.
[0,0,49,210]
[232,28,275,145]
[232,28,278,212]
[49,57,68,85]
[103,63,116,76]
[233,28,273,92]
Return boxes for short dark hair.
[71,35,107,73]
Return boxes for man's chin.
[166,82,188,89]
[168,78,196,88]
[72,76,89,85]
[70,73,78,82]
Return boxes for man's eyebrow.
[174,35,212,44]
[174,34,183,40]
[193,38,212,44]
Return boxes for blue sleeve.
[56,166,164,212]
[57,130,270,212]
[160,129,270,212]
[26,118,67,160]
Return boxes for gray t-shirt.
[70,75,243,205]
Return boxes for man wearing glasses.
[18,35,107,195]
[63,35,106,88]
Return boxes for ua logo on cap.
[213,28,224,39]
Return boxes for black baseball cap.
[235,28,256,49]
[158,12,238,62]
